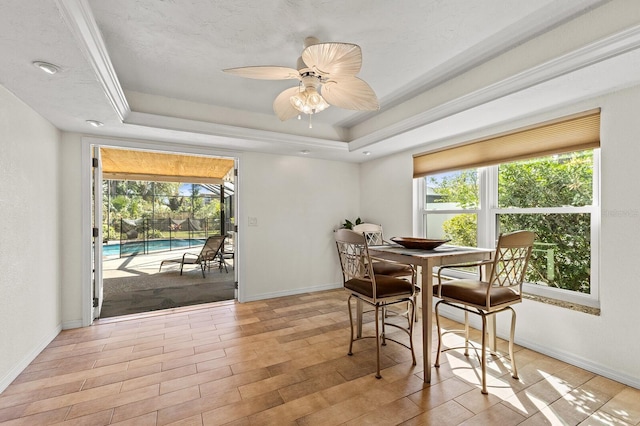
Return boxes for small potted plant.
[342,217,362,230]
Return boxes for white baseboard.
[514,337,640,389]
[435,305,640,389]
[62,319,84,330]
[0,323,62,394]
[242,282,342,302]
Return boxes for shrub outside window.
[425,169,479,247]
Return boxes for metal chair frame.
[433,230,535,394]
[335,229,417,379]
[351,223,418,323]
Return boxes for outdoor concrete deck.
[101,246,235,318]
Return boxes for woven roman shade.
[100,148,235,184]
[413,109,601,178]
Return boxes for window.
[420,149,599,306]
[425,169,479,247]
[496,151,595,295]
[415,111,600,307]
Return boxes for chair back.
[352,223,384,246]
[488,231,535,288]
[198,235,225,263]
[334,229,375,288]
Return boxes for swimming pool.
[103,238,205,257]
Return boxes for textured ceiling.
[89,0,553,118]
[1,0,640,161]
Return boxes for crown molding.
[349,23,640,151]
[54,0,348,149]
[54,0,640,155]
[55,0,130,121]
[125,111,349,151]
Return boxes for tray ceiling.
[2,1,640,161]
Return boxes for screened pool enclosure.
[103,180,235,258]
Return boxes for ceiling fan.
[223,37,379,124]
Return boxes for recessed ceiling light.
[363,151,371,156]
[300,150,310,155]
[86,120,104,127]
[32,61,60,75]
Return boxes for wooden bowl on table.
[390,237,450,250]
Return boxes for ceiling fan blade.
[273,87,302,121]
[321,77,379,111]
[301,42,362,77]
[223,66,301,80]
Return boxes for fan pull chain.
[309,114,312,129]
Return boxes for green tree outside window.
[427,150,593,293]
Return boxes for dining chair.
[433,230,535,394]
[352,223,418,322]
[334,229,417,379]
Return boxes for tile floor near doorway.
[0,289,638,425]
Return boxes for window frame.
[418,149,600,308]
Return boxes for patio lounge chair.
[218,231,235,273]
[159,235,225,278]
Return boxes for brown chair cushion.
[372,262,413,278]
[434,279,520,307]
[345,275,413,299]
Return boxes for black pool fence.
[105,217,222,258]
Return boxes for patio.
[101,247,235,318]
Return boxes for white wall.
[239,152,359,301]
[359,85,640,388]
[4,81,638,392]
[54,146,360,326]
[6,68,638,394]
[0,85,62,392]
[59,132,84,329]
[359,153,414,239]
[516,87,640,386]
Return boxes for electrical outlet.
[248,216,258,227]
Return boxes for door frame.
[80,136,242,327]
[92,146,104,319]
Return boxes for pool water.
[103,238,205,257]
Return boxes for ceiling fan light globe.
[308,93,322,105]
[314,98,329,112]
[316,94,330,111]
[290,93,305,110]
[289,87,330,115]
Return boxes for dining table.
[367,243,494,383]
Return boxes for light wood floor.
[1,289,638,425]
